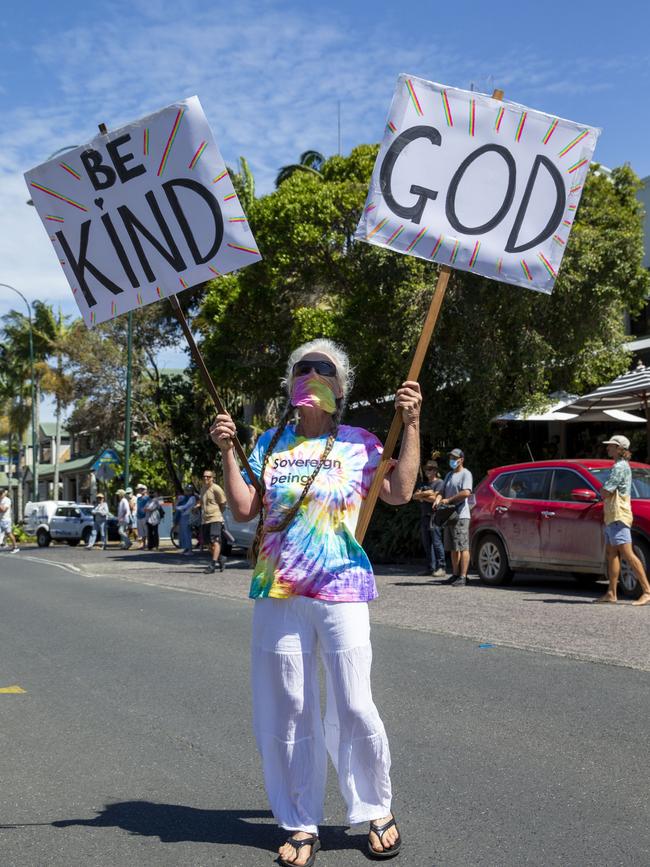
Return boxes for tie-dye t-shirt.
[243,424,383,601]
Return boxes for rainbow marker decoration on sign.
[542,119,559,144]
[60,162,81,180]
[558,129,589,157]
[355,74,600,295]
[30,183,88,212]
[406,79,423,116]
[157,107,184,177]
[514,111,527,143]
[405,226,427,253]
[188,140,207,169]
[441,90,453,126]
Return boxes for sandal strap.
[370,817,396,840]
[285,834,318,852]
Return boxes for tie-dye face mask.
[291,373,338,414]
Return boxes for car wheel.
[476,534,513,586]
[36,528,51,547]
[81,527,92,545]
[620,537,649,599]
[67,539,80,547]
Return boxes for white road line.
[18,556,87,576]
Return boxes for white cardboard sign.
[355,75,600,293]
[25,96,262,326]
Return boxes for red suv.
[470,459,650,597]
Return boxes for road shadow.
[4,801,363,856]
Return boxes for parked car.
[168,506,256,553]
[470,459,650,597]
[24,499,120,547]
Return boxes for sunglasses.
[292,359,337,378]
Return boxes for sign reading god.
[25,96,262,326]
[355,75,600,293]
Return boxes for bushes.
[362,499,422,564]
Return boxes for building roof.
[40,422,70,438]
[35,454,100,479]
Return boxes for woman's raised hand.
[395,380,422,427]
[209,412,237,452]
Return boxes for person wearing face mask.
[210,338,422,865]
[439,448,473,586]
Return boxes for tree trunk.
[161,441,183,494]
[53,352,63,500]
[6,432,14,522]
[16,441,24,520]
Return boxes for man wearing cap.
[595,435,650,606]
[135,485,150,549]
[439,448,473,586]
[86,493,109,549]
[412,459,447,576]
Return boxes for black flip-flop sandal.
[368,816,402,859]
[277,833,321,867]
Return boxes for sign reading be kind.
[25,96,261,326]
[356,75,600,293]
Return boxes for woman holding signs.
[210,339,421,864]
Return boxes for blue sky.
[1,0,649,417]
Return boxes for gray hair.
[282,338,354,401]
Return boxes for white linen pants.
[251,596,392,834]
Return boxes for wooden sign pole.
[355,88,504,544]
[96,121,261,495]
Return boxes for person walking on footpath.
[594,435,650,606]
[210,338,420,864]
[0,488,19,553]
[439,448,473,586]
[175,484,197,555]
[145,491,163,551]
[412,458,446,576]
[125,487,137,542]
[200,469,227,573]
[116,489,132,550]
[86,493,109,549]
[135,485,150,549]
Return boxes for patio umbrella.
[494,391,646,423]
[563,361,650,456]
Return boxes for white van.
[24,500,93,547]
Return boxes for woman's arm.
[380,380,422,506]
[210,413,261,522]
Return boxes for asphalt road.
[1,553,649,866]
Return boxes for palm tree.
[275,150,325,187]
[0,348,32,516]
[2,302,73,500]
